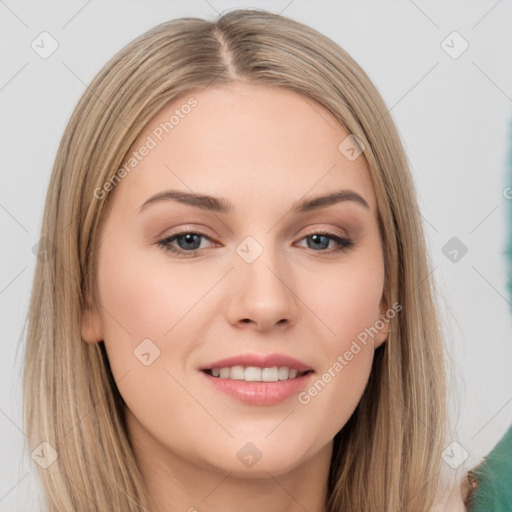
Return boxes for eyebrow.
[138,189,370,214]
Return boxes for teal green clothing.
[469,425,512,511]
[478,87,512,512]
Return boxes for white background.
[1,1,512,509]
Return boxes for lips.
[199,353,314,373]
[201,370,314,406]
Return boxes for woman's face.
[82,82,389,477]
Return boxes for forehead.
[115,83,377,214]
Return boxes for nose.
[225,242,300,332]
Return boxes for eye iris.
[178,233,201,250]
[308,234,329,250]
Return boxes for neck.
[126,409,333,512]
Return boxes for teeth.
[230,366,245,380]
[278,367,289,380]
[208,366,305,381]
[261,367,277,382]
[219,367,230,379]
[244,366,262,381]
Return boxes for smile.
[200,368,315,406]
[203,365,311,382]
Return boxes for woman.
[24,8,468,511]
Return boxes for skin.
[82,82,391,512]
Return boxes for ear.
[81,293,104,344]
[373,300,391,349]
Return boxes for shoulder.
[433,479,470,512]
[444,485,467,512]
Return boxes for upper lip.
[200,353,314,373]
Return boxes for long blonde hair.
[24,9,448,511]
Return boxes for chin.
[199,437,318,478]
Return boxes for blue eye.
[157,230,212,257]
[299,233,354,252]
[157,230,354,257]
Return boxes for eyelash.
[157,228,355,258]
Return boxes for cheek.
[298,342,375,448]
[296,255,384,427]
[96,242,208,344]
[309,259,384,346]
[94,233,225,387]
[94,239,211,445]
[298,289,378,442]
[93,238,178,384]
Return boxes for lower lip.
[200,370,314,406]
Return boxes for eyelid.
[300,224,350,239]
[153,225,214,247]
